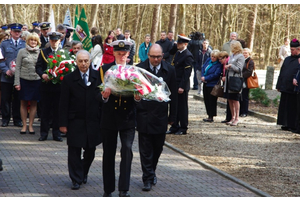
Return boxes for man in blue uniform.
[0,23,25,127]
[166,34,194,135]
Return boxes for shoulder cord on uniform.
[40,50,48,64]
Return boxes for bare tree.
[151,4,161,43]
[90,4,99,28]
[7,4,14,24]
[168,4,177,34]
[246,4,258,51]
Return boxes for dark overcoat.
[100,62,137,131]
[136,59,177,134]
[59,67,102,148]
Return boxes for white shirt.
[11,38,20,46]
[79,68,90,84]
[149,62,161,74]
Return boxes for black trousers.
[40,90,61,138]
[102,128,135,193]
[225,100,232,121]
[192,61,198,89]
[239,88,249,115]
[296,93,300,131]
[203,84,218,118]
[1,82,21,123]
[170,90,189,132]
[138,132,165,184]
[68,146,96,184]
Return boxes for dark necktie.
[15,40,18,47]
[83,73,87,85]
[152,67,156,74]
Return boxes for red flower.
[57,55,61,57]
[60,64,65,68]
[52,60,58,64]
[71,61,74,64]
[59,70,63,74]
[49,55,54,59]
[65,62,69,64]
[69,49,73,52]
[65,68,69,72]
[60,76,64,81]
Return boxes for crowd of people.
[0,18,299,197]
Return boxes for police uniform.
[0,23,25,127]
[100,40,137,197]
[35,32,63,142]
[39,22,51,48]
[32,21,40,29]
[1,25,8,32]
[167,35,193,135]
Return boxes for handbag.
[246,59,259,89]
[210,76,224,97]
[277,58,282,63]
[228,68,243,92]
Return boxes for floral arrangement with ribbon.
[99,65,171,102]
[45,49,76,84]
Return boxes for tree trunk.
[2,5,7,24]
[151,4,161,44]
[285,4,290,38]
[265,4,277,68]
[7,4,14,24]
[168,4,177,33]
[246,4,258,51]
[90,4,99,28]
[195,4,201,31]
[99,4,106,35]
[38,4,44,23]
[178,4,186,34]
[45,4,51,23]
[133,4,140,38]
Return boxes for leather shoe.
[38,136,47,141]
[240,114,247,117]
[20,131,27,134]
[83,175,87,184]
[1,122,8,127]
[0,158,3,171]
[221,120,229,123]
[174,130,186,135]
[291,129,300,134]
[53,137,63,142]
[142,182,152,191]
[203,118,214,122]
[152,176,157,185]
[103,192,112,197]
[71,181,80,190]
[166,130,176,134]
[119,191,130,197]
[14,121,23,127]
[281,126,289,131]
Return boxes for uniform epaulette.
[185,66,191,69]
[40,50,48,63]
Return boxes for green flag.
[73,8,92,52]
[74,5,79,28]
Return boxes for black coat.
[171,48,194,91]
[155,39,173,63]
[100,62,137,131]
[136,59,177,134]
[59,67,102,148]
[276,55,300,94]
[35,47,62,92]
[40,35,48,49]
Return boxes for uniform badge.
[53,32,56,36]
[119,41,125,47]
[42,24,46,27]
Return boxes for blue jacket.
[138,42,152,62]
[201,58,222,87]
[0,38,26,83]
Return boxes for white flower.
[60,49,65,53]
[62,55,66,59]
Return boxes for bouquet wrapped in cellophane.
[99,65,171,102]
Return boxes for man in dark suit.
[136,44,177,191]
[59,50,102,190]
[39,22,51,49]
[155,31,173,64]
[35,32,63,142]
[100,40,140,197]
[166,34,193,135]
[0,23,25,127]
[115,27,125,40]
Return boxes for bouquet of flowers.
[44,49,76,84]
[99,65,171,102]
[9,59,16,75]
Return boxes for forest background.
[0,4,296,69]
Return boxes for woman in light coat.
[14,33,41,134]
[224,40,245,126]
[90,35,104,70]
[278,37,291,68]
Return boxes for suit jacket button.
[124,100,127,103]
[115,100,118,103]
[124,108,126,110]
[115,107,117,110]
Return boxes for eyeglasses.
[149,55,163,59]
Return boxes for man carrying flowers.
[35,32,64,142]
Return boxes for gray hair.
[76,49,91,60]
[243,48,252,55]
[72,40,83,48]
[230,32,238,38]
[56,24,66,32]
[21,31,30,39]
[145,34,150,38]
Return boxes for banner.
[74,5,79,28]
[73,8,92,52]
[50,5,56,32]
[63,8,72,27]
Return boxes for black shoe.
[103,192,112,197]
[38,136,47,141]
[61,133,67,137]
[203,118,214,122]
[281,126,289,131]
[166,130,177,134]
[29,131,35,135]
[174,130,187,135]
[119,191,130,197]
[240,114,247,117]
[152,176,157,185]
[20,131,27,134]
[71,181,80,190]
[1,122,8,127]
[13,121,23,127]
[291,129,300,134]
[192,87,198,90]
[142,182,152,191]
[83,175,87,184]
[53,137,63,142]
[0,159,3,171]
[221,120,229,123]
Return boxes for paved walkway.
[0,99,269,197]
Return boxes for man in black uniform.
[100,40,141,197]
[155,31,173,64]
[166,34,193,135]
[35,32,63,142]
[39,22,51,49]
[136,44,177,191]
